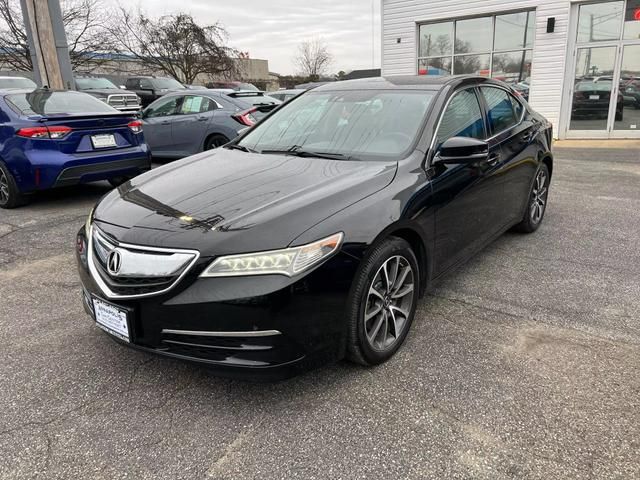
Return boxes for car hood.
[94,149,397,257]
[82,88,137,96]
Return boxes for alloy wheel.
[364,255,415,352]
[530,169,548,224]
[0,170,9,206]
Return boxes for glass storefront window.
[417,11,535,94]
[494,12,536,50]
[454,54,491,75]
[577,1,624,43]
[418,57,452,76]
[419,22,453,57]
[455,17,493,54]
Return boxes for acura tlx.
[76,75,553,380]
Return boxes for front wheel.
[346,237,420,366]
[513,163,550,233]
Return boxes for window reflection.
[455,17,492,54]
[615,45,640,131]
[494,12,535,50]
[417,11,535,96]
[577,1,624,43]
[419,22,453,57]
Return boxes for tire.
[0,162,28,209]
[512,163,550,233]
[204,134,229,151]
[346,236,420,366]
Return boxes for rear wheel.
[0,162,28,209]
[346,237,419,366]
[513,163,550,233]
[205,134,229,150]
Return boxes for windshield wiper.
[224,144,256,153]
[261,146,353,161]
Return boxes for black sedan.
[76,75,553,380]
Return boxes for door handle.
[160,120,170,125]
[197,116,208,122]
[487,152,500,166]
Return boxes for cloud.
[121,0,381,75]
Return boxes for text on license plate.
[93,297,129,342]
[91,134,117,148]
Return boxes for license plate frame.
[91,133,117,149]
[92,295,131,342]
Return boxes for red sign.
[634,8,640,21]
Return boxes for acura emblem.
[107,249,122,275]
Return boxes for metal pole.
[19,0,74,89]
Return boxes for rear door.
[429,86,504,276]
[478,86,539,226]
[141,95,183,156]
[170,95,218,155]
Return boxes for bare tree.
[294,38,332,80]
[109,10,239,84]
[0,0,116,72]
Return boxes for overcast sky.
[127,0,381,75]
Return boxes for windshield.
[154,78,185,90]
[75,77,118,90]
[0,77,37,89]
[7,91,117,115]
[238,89,435,160]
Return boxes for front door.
[566,0,640,138]
[429,87,505,277]
[142,96,184,156]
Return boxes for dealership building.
[381,0,640,139]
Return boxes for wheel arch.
[202,132,230,151]
[367,224,431,298]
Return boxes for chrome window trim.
[87,224,200,300]
[162,329,282,337]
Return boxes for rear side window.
[179,96,217,114]
[481,87,519,134]
[6,91,116,115]
[435,89,485,147]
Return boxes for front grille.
[107,94,140,110]
[89,226,199,299]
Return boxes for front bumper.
[76,227,360,380]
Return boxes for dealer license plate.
[93,296,130,342]
[91,134,117,149]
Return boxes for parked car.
[266,89,305,102]
[185,84,208,90]
[0,89,150,208]
[0,76,37,89]
[572,79,623,121]
[205,80,259,91]
[75,76,141,113]
[124,76,186,108]
[141,90,280,158]
[76,75,553,379]
[622,84,640,109]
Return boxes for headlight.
[84,207,94,236]
[200,232,343,278]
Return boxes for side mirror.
[434,137,489,164]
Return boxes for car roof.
[312,75,507,91]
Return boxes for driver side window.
[435,89,485,149]
[146,96,181,118]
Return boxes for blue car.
[0,89,151,208]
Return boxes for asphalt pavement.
[1,147,639,479]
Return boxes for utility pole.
[20,0,74,89]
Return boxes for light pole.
[19,0,74,89]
